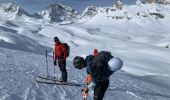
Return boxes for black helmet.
[54,37,59,42]
[73,56,86,69]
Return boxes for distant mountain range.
[0,0,135,13]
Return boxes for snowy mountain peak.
[0,3,28,17]
[82,6,99,17]
[82,3,169,23]
[38,3,79,22]
[78,6,99,22]
[147,0,170,4]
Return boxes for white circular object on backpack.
[108,57,123,72]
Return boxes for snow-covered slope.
[0,19,50,54]
[80,4,170,46]
[1,2,170,100]
[0,47,170,100]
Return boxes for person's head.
[73,56,86,69]
[54,37,60,43]
[93,48,98,56]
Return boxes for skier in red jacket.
[53,37,68,82]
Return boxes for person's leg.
[100,80,109,99]
[58,59,67,82]
[94,83,101,100]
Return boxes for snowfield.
[0,47,170,100]
[0,2,170,100]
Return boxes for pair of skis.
[37,75,91,100]
[36,76,83,87]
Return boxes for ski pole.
[46,50,49,77]
[53,52,56,79]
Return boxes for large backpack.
[61,43,70,58]
[89,51,113,83]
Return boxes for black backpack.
[62,43,70,57]
[89,51,113,83]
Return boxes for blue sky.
[0,0,135,13]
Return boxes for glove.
[87,82,96,89]
[54,60,57,65]
[81,89,84,93]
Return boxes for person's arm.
[54,47,56,60]
[87,63,95,84]
[87,67,96,89]
[85,55,95,83]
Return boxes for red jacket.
[54,42,67,60]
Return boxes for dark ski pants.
[58,59,67,82]
[94,80,109,100]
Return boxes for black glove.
[81,89,84,93]
[54,60,57,65]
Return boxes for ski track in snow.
[0,47,170,100]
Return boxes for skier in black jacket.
[73,51,123,100]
